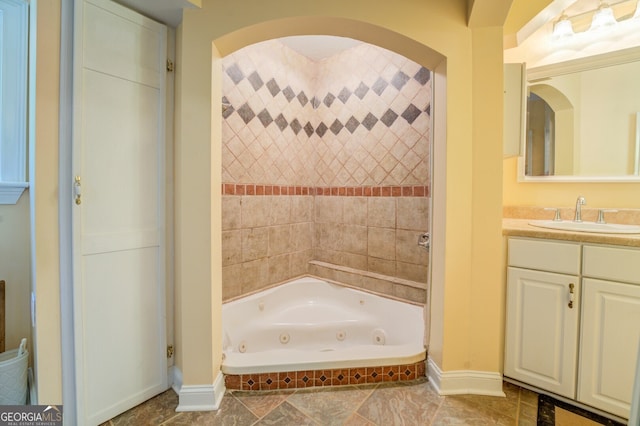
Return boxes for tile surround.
[221,40,430,303]
[223,361,425,391]
[222,39,431,188]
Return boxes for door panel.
[578,278,640,418]
[504,267,580,398]
[73,0,167,424]
[82,248,162,416]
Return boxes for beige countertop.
[503,218,640,248]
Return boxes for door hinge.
[166,59,174,72]
[167,345,174,359]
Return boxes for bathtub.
[221,277,426,376]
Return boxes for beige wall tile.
[269,196,291,225]
[309,262,337,282]
[396,229,428,265]
[315,196,344,224]
[393,284,427,304]
[395,261,429,284]
[221,230,242,266]
[290,222,313,251]
[368,256,396,276]
[397,197,429,231]
[242,258,269,294]
[268,225,291,256]
[291,196,314,223]
[334,269,364,288]
[362,276,394,295]
[242,227,269,261]
[269,253,291,284]
[316,222,343,252]
[368,198,396,228]
[222,264,243,301]
[290,249,313,277]
[314,248,343,265]
[241,196,270,228]
[368,227,396,260]
[222,196,241,230]
[342,253,368,271]
[344,197,367,226]
[343,225,368,255]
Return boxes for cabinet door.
[578,278,640,419]
[505,267,580,398]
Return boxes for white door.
[578,278,640,419]
[72,0,167,424]
[504,267,580,398]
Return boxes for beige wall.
[175,0,509,387]
[0,0,63,405]
[0,195,31,352]
[504,158,640,208]
[30,0,62,404]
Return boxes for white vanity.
[503,224,640,420]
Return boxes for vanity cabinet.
[505,238,640,419]
[505,238,581,398]
[578,246,640,419]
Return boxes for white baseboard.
[427,356,505,397]
[173,367,226,412]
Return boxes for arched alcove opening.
[174,15,448,409]
[174,4,506,410]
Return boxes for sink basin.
[528,220,640,234]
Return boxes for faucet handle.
[596,209,618,224]
[544,207,562,221]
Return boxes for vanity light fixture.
[552,14,575,39]
[550,0,640,40]
[589,1,618,30]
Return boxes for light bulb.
[552,15,574,39]
[590,2,618,30]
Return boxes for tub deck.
[222,277,426,389]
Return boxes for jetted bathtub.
[221,277,426,375]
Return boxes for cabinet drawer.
[583,245,640,285]
[508,238,581,275]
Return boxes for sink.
[528,220,640,234]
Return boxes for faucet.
[574,196,586,222]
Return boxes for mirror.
[521,46,640,181]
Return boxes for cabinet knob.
[568,283,575,309]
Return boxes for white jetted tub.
[221,277,426,375]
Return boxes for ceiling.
[113,0,195,27]
[278,36,362,61]
[112,0,607,54]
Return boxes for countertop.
[503,218,640,248]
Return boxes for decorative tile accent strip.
[222,184,429,197]
[223,360,426,391]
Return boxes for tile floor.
[104,378,539,425]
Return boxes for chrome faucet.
[574,196,586,222]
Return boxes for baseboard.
[174,368,226,412]
[427,356,505,397]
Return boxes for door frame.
[59,0,76,421]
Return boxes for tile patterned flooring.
[104,378,539,425]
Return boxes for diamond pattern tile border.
[223,360,426,391]
[223,63,431,138]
